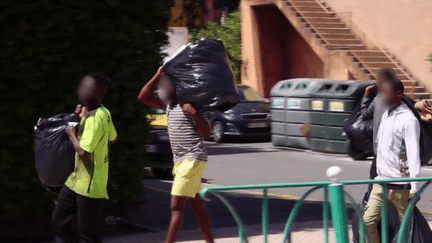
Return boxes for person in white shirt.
[363,71,421,243]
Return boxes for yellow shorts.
[171,159,206,198]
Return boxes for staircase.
[276,0,430,100]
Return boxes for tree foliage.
[175,0,240,28]
[189,10,241,83]
[214,0,240,12]
[0,0,170,240]
[428,53,432,71]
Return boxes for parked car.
[207,85,271,143]
[146,108,173,179]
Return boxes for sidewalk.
[105,221,336,243]
[105,219,432,243]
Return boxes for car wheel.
[151,168,173,180]
[212,120,225,143]
[347,140,368,161]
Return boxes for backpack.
[402,96,432,166]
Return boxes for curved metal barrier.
[199,176,432,243]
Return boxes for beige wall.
[324,0,432,92]
[241,1,351,97]
[241,1,262,95]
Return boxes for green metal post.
[262,188,269,243]
[323,187,329,243]
[329,183,349,243]
[381,184,388,243]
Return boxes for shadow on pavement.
[116,179,355,242]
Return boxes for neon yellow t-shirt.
[65,106,117,199]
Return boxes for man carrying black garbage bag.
[52,73,117,243]
[138,66,215,243]
[359,68,395,180]
[363,74,421,243]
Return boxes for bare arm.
[65,126,91,160]
[181,103,211,139]
[137,66,164,109]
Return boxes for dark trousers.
[52,185,103,243]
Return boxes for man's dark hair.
[86,73,113,88]
[378,67,404,92]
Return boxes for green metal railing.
[199,176,432,243]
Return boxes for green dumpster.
[309,81,370,153]
[270,79,323,149]
[270,80,292,146]
[284,80,324,149]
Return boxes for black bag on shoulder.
[343,102,374,153]
[402,96,432,166]
[34,113,80,194]
[163,38,238,112]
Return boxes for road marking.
[143,181,317,202]
[144,181,432,215]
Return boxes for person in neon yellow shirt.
[52,73,117,243]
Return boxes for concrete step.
[400,79,417,87]
[404,86,426,94]
[361,67,408,76]
[305,17,341,23]
[358,65,411,80]
[415,86,426,93]
[349,50,387,57]
[397,74,411,80]
[354,56,393,63]
[319,33,357,39]
[359,62,399,69]
[326,44,366,50]
[290,0,320,2]
[291,1,321,7]
[315,28,352,34]
[298,11,336,18]
[295,6,327,12]
[309,22,346,28]
[325,39,362,45]
[415,93,431,99]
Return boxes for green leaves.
[0,0,170,239]
[428,53,432,71]
[189,10,241,83]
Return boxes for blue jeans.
[51,185,103,243]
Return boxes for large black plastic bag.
[402,95,432,166]
[352,191,401,243]
[343,102,374,152]
[391,207,432,243]
[34,113,80,194]
[163,38,238,112]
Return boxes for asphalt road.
[203,141,432,212]
[130,140,432,234]
[33,141,432,242]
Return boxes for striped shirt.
[166,103,207,163]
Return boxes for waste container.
[309,81,371,153]
[270,79,322,149]
[270,80,291,146]
[271,78,371,153]
[284,80,323,149]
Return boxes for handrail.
[200,177,432,243]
